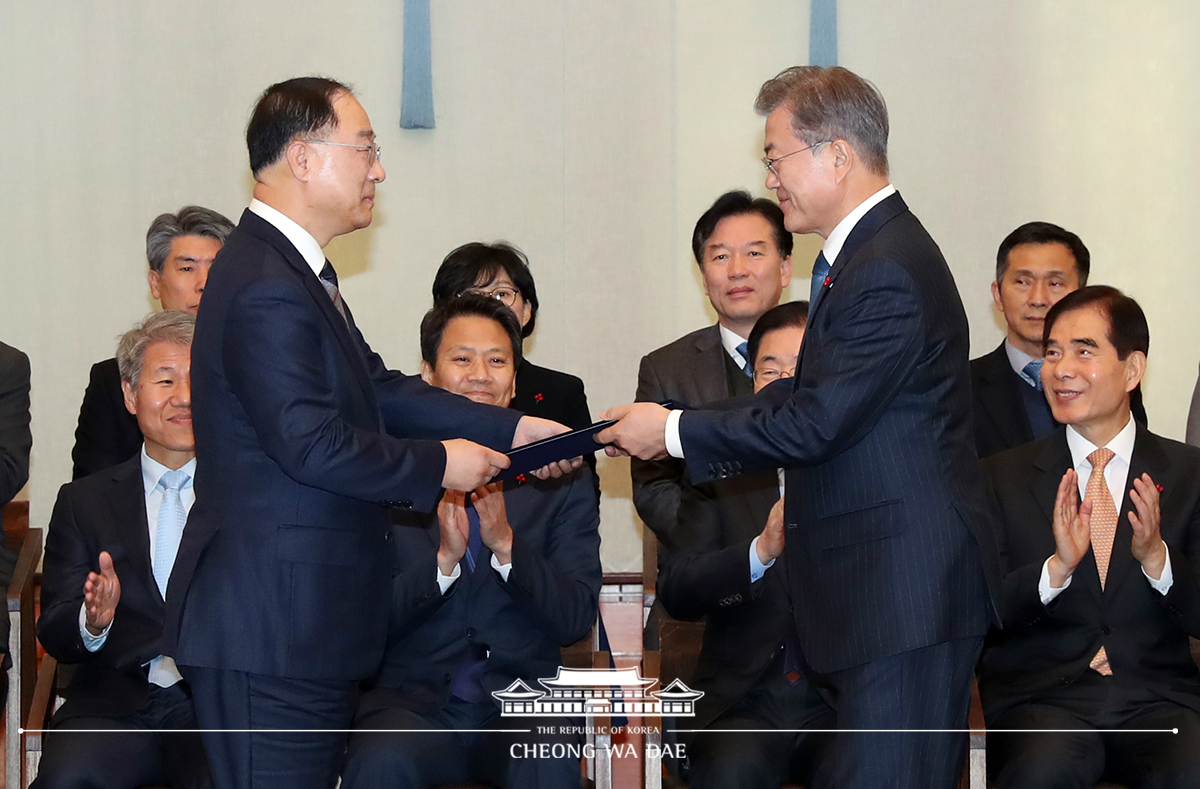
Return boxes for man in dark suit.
[658,301,832,788]
[36,311,210,789]
[70,206,233,479]
[1187,361,1200,447]
[980,285,1200,788]
[601,66,998,789]
[342,295,601,789]
[165,77,569,789]
[632,189,792,549]
[972,221,1147,459]
[0,340,31,505]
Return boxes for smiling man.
[163,77,568,789]
[342,294,600,789]
[980,286,1200,789]
[71,206,233,479]
[632,189,792,548]
[37,311,211,789]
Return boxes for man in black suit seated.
[980,286,1200,789]
[70,206,233,479]
[972,221,1146,459]
[633,189,793,549]
[658,300,832,789]
[0,339,31,705]
[36,311,210,789]
[432,241,597,495]
[341,295,601,789]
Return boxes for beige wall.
[2,1,1198,572]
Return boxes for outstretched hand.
[83,551,121,636]
[596,403,670,460]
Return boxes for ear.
[148,270,162,302]
[506,373,518,404]
[420,360,434,385]
[1124,350,1147,393]
[828,139,853,179]
[121,379,137,416]
[779,254,793,285]
[990,280,1004,312]
[517,301,532,329]
[285,139,312,181]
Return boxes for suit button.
[1060,677,1071,686]
[416,593,429,603]
[444,674,452,685]
[466,627,477,640]
[1101,626,1112,636]
[384,531,393,542]
[399,500,413,509]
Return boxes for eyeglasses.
[462,286,521,307]
[300,139,382,167]
[753,366,796,384]
[761,141,829,177]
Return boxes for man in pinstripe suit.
[601,65,1000,789]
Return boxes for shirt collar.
[249,198,326,278]
[1065,414,1136,469]
[140,446,197,496]
[718,323,750,368]
[821,184,896,268]
[1003,339,1040,378]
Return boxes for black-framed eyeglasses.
[300,139,382,167]
[462,286,521,307]
[761,141,829,177]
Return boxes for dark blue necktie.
[464,506,482,573]
[810,251,831,305]
[735,341,754,379]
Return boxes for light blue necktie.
[1022,359,1044,392]
[810,251,831,305]
[152,469,188,598]
[735,341,754,379]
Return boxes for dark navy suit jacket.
[979,425,1200,723]
[376,469,601,710]
[677,193,1000,674]
[165,209,521,682]
[39,457,170,719]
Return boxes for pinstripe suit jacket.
[678,193,1000,673]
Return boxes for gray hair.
[755,66,890,177]
[145,206,235,273]
[116,310,195,386]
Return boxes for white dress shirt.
[249,198,326,275]
[1039,416,1172,603]
[80,447,196,688]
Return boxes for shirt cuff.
[491,553,512,582]
[1144,543,1173,595]
[749,536,775,583]
[436,563,461,595]
[78,602,110,651]
[665,410,684,459]
[1038,557,1073,605]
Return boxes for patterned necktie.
[318,260,348,325]
[152,469,189,599]
[1086,447,1117,675]
[809,251,831,305]
[1022,359,1044,391]
[735,341,754,379]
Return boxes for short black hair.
[746,300,809,370]
[691,190,793,267]
[419,293,524,371]
[996,222,1090,284]
[246,77,352,176]
[1043,285,1148,361]
[431,242,539,338]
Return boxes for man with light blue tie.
[632,190,793,549]
[35,310,210,789]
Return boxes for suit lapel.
[692,325,734,403]
[109,457,158,604]
[241,211,377,410]
[977,344,1035,447]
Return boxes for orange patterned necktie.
[1086,447,1117,675]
